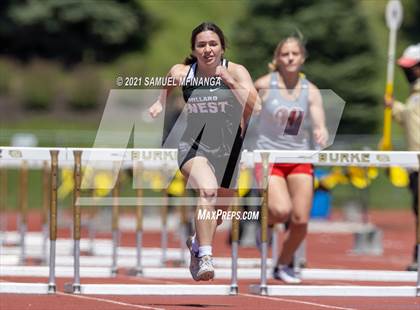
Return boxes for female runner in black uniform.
[149,22,260,281]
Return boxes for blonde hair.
[268,32,307,72]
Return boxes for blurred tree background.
[0,0,154,64]
[233,0,378,134]
[401,0,420,43]
[0,0,418,139]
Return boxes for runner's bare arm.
[308,83,328,147]
[254,74,271,102]
[149,64,188,118]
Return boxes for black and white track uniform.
[178,59,243,188]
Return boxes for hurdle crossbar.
[1,147,418,168]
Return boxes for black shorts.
[178,136,243,189]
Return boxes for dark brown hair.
[184,22,226,65]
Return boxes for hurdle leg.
[258,152,270,295]
[18,160,28,265]
[161,190,168,266]
[133,161,143,276]
[416,155,420,296]
[87,202,97,255]
[111,165,121,276]
[70,150,82,293]
[271,225,278,270]
[0,165,7,246]
[230,197,239,295]
[135,203,143,275]
[179,203,188,265]
[42,161,50,264]
[88,210,96,255]
[48,151,59,293]
[111,230,119,276]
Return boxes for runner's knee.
[290,213,309,225]
[269,204,291,222]
[199,188,217,204]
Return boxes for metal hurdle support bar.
[249,150,420,297]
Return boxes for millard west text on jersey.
[187,99,229,113]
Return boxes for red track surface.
[1,209,420,309]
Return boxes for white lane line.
[120,275,182,285]
[240,293,358,310]
[57,291,165,310]
[125,275,358,310]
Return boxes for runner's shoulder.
[169,64,190,77]
[227,62,254,85]
[254,73,271,90]
[307,80,319,91]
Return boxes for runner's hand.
[215,65,235,86]
[314,127,328,148]
[384,95,394,108]
[149,100,163,118]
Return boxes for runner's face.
[276,40,305,73]
[193,31,223,67]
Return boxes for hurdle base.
[229,285,238,295]
[63,284,233,295]
[64,282,81,294]
[352,228,383,256]
[249,285,418,297]
[47,283,56,294]
[126,268,143,276]
[111,268,118,277]
[248,285,268,295]
[255,285,268,295]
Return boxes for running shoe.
[273,265,301,284]
[197,255,215,281]
[186,236,200,281]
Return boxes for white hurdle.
[62,149,238,295]
[249,150,420,297]
[0,148,63,294]
[1,147,419,296]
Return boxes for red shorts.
[255,163,313,185]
